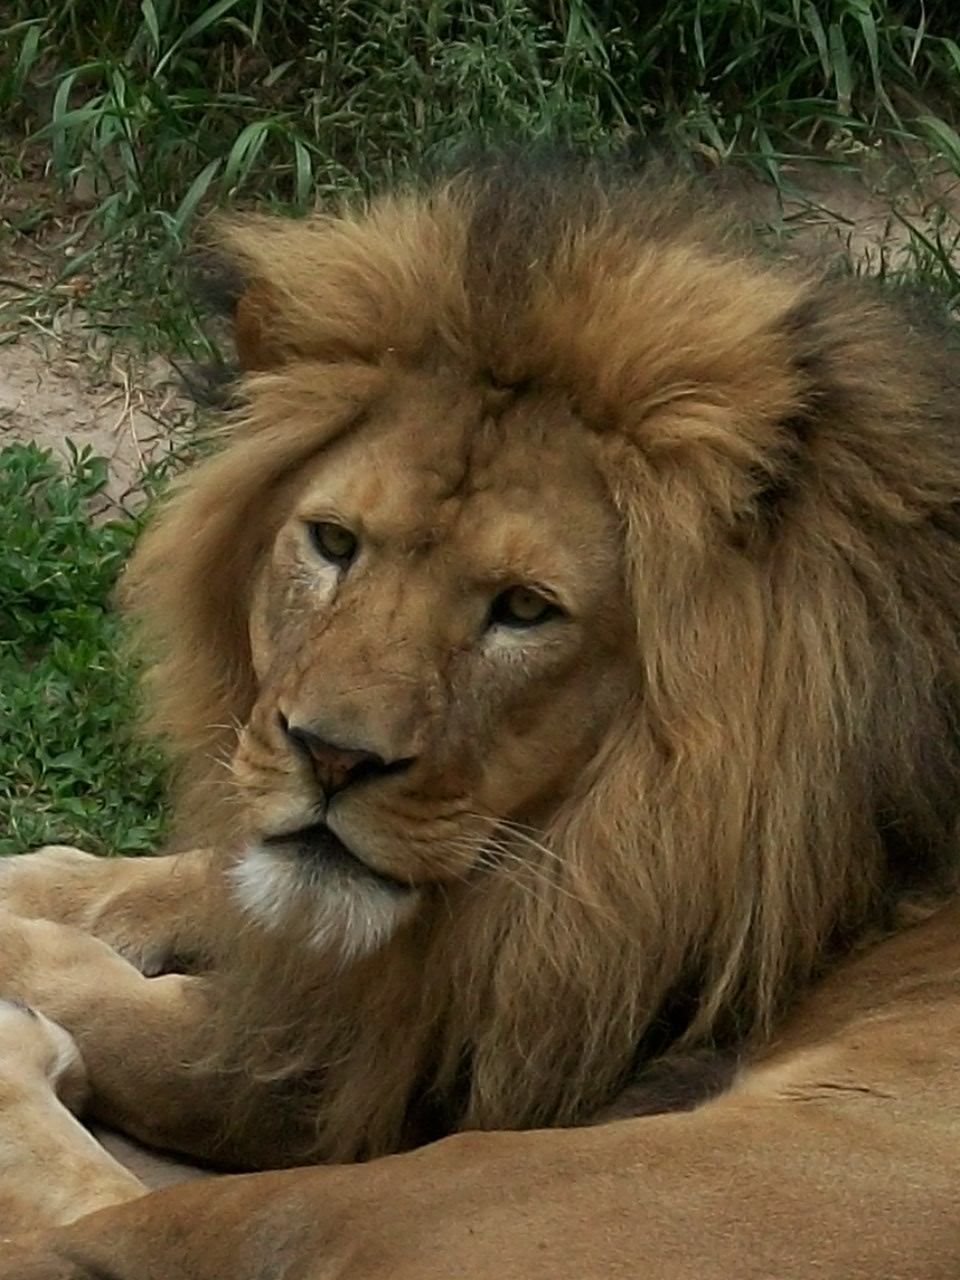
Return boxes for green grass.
[0,443,165,857]
[2,1,959,314]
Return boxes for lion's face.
[227,366,636,955]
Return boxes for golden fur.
[88,151,960,1167]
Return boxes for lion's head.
[122,152,960,1161]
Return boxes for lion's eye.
[489,586,560,629]
[308,521,358,568]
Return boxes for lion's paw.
[0,848,212,979]
[0,999,88,1116]
[0,846,100,924]
[0,998,144,1236]
[26,845,97,862]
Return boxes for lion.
[1,149,960,1277]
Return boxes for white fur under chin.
[227,846,415,962]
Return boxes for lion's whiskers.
[431,820,626,936]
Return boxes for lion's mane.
[121,152,960,1164]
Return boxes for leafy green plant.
[0,442,165,857]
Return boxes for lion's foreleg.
[0,911,244,1164]
[2,1084,958,1280]
[0,845,216,975]
[0,1000,144,1237]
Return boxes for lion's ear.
[209,215,309,372]
[741,278,951,544]
[233,282,284,371]
[191,231,290,372]
[738,287,857,539]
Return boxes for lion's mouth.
[262,822,413,895]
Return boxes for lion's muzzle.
[262,821,415,896]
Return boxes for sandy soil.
[0,160,198,509]
[0,324,192,513]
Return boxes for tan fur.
[1,152,960,1271]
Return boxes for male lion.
[2,150,960,1277]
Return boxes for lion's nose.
[279,715,411,796]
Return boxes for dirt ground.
[0,161,199,512]
[1,154,958,507]
[0,327,192,513]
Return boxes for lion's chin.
[227,831,419,961]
